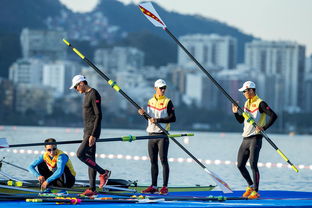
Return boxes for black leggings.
[148,133,170,187]
[76,134,106,191]
[38,162,75,188]
[237,135,262,191]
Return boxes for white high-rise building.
[178,34,237,69]
[20,28,67,59]
[94,47,144,72]
[245,40,305,112]
[9,58,44,86]
[42,60,81,96]
[304,55,312,112]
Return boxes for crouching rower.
[28,138,76,190]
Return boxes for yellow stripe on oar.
[73,48,85,59]
[242,112,255,125]
[291,165,299,173]
[62,39,70,46]
[277,149,299,172]
[62,39,85,59]
[108,80,121,92]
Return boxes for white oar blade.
[0,138,9,148]
[139,2,166,28]
[204,168,233,193]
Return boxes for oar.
[0,184,41,193]
[0,170,31,185]
[26,198,141,204]
[147,195,247,202]
[138,2,298,173]
[74,181,136,192]
[63,40,232,193]
[0,134,193,148]
[0,157,29,172]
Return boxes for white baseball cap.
[154,79,166,88]
[70,75,86,89]
[238,81,256,92]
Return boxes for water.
[0,126,311,192]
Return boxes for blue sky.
[59,0,312,55]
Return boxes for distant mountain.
[0,0,67,77]
[0,0,66,33]
[0,0,254,78]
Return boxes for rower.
[232,81,277,199]
[28,138,76,190]
[138,79,176,195]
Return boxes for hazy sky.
[59,0,312,55]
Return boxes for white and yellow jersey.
[146,95,171,133]
[242,95,266,137]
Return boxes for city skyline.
[59,0,312,55]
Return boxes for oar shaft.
[7,134,193,148]
[165,28,237,106]
[1,160,28,172]
[9,140,82,148]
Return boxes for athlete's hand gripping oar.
[138,2,298,173]
[63,39,232,194]
[0,134,193,148]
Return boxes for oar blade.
[139,2,167,29]
[204,168,233,193]
[0,138,9,148]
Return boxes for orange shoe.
[242,186,254,198]
[248,190,260,199]
[80,189,97,196]
[99,170,111,188]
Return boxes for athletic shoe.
[99,170,111,188]
[248,190,260,199]
[242,186,254,198]
[159,186,168,195]
[141,186,158,194]
[80,189,97,196]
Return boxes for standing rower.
[138,79,176,195]
[70,75,111,196]
[232,81,277,199]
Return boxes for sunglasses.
[243,89,249,93]
[47,147,57,152]
[74,84,80,89]
[159,86,167,90]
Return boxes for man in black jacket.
[70,75,111,196]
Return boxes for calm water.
[0,126,311,192]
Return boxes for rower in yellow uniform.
[28,138,76,190]
[232,81,277,199]
[138,79,176,195]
